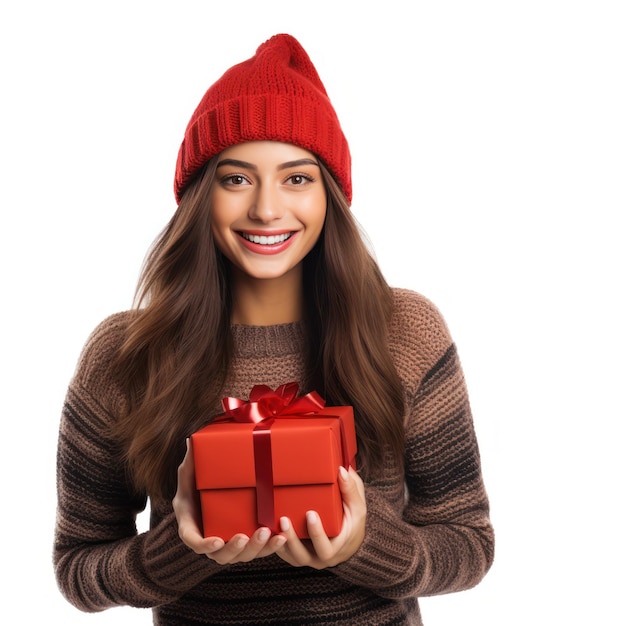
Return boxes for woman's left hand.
[276,466,366,569]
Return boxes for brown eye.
[286,174,313,186]
[220,173,251,187]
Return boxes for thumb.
[338,465,357,501]
[338,466,367,528]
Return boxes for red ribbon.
[215,383,327,530]
[218,382,326,423]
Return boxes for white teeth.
[242,232,292,245]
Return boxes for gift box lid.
[192,406,356,490]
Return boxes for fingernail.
[258,528,270,541]
[280,517,290,532]
[306,511,318,524]
[339,466,349,480]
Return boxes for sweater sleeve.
[332,291,494,598]
[53,314,219,612]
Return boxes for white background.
[1,1,624,624]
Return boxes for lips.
[238,231,296,255]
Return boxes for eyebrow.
[216,157,319,171]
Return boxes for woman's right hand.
[172,439,287,564]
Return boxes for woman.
[54,33,494,625]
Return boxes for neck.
[230,267,304,326]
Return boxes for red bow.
[219,382,326,424]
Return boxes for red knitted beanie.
[174,34,352,203]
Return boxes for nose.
[248,183,283,223]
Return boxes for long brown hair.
[114,157,406,498]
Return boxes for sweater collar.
[230,321,307,358]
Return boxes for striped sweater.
[54,288,494,625]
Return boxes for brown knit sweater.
[54,288,494,625]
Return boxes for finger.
[233,527,272,562]
[338,466,361,504]
[236,526,288,560]
[174,440,199,519]
[206,534,250,565]
[177,439,195,489]
[276,517,311,567]
[303,510,334,561]
[174,440,206,548]
[349,466,366,499]
[177,516,207,551]
[339,467,367,523]
[264,532,287,554]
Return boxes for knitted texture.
[174,33,352,203]
[54,289,494,625]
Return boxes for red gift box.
[191,383,357,539]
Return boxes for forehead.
[218,141,318,164]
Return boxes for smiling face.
[210,141,327,286]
